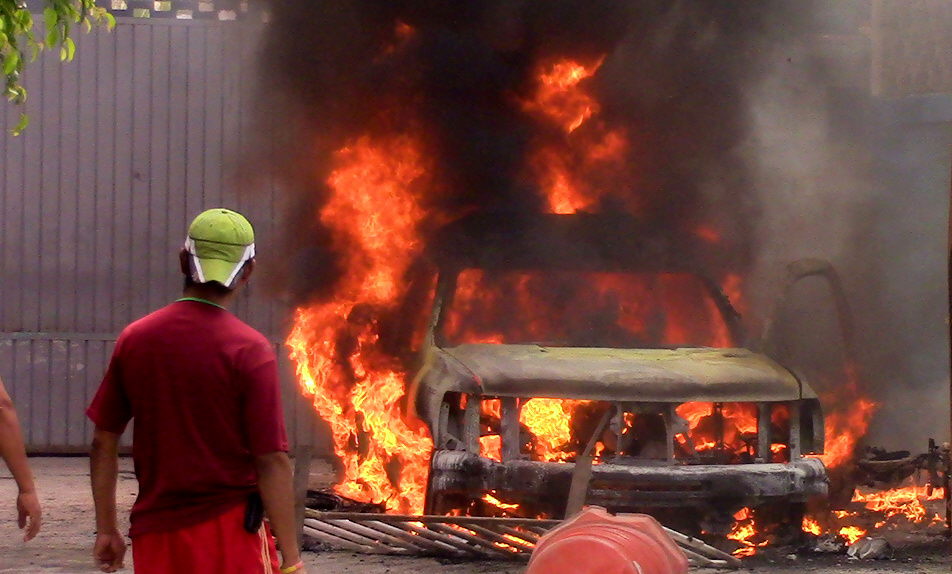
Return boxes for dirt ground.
[1,458,949,573]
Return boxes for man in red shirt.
[87,208,305,574]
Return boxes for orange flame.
[521,57,632,215]
[802,485,945,546]
[675,402,766,459]
[853,485,946,525]
[815,396,877,469]
[521,398,591,461]
[807,364,878,469]
[525,58,604,134]
[838,525,867,545]
[727,507,769,557]
[802,516,823,536]
[483,492,519,511]
[480,435,502,462]
[286,134,433,513]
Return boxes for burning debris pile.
[252,0,948,560]
[725,442,950,559]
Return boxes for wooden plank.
[30,340,51,448]
[307,513,736,566]
[167,23,189,277]
[13,341,32,444]
[494,524,541,544]
[75,29,100,334]
[148,23,174,309]
[427,523,516,559]
[302,520,390,553]
[129,23,154,320]
[48,340,69,446]
[659,524,743,567]
[463,523,534,553]
[58,38,82,332]
[500,397,520,461]
[789,401,802,459]
[93,24,118,334]
[324,519,425,553]
[65,341,89,448]
[219,24,242,189]
[565,407,614,517]
[80,340,97,442]
[306,511,561,528]
[19,55,44,332]
[398,522,485,557]
[360,520,462,555]
[202,24,224,207]
[111,23,136,328]
[185,25,207,220]
[757,403,771,462]
[39,48,63,333]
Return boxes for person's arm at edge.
[255,451,303,572]
[90,428,126,573]
[0,377,41,541]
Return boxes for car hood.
[436,344,810,402]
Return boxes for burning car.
[409,213,828,533]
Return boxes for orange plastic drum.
[527,507,688,574]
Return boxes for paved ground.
[0,458,949,573]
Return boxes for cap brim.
[192,256,245,288]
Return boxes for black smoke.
[253,0,952,452]
[256,0,810,304]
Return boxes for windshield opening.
[442,269,734,348]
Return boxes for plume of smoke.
[254,1,949,447]
[255,0,814,301]
[743,2,951,447]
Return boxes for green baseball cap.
[184,208,256,288]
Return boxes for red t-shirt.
[86,300,289,537]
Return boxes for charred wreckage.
[408,213,830,534]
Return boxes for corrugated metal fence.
[0,14,321,451]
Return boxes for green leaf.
[16,10,31,30]
[0,31,7,49]
[46,27,60,48]
[59,37,76,62]
[11,112,28,136]
[83,17,91,34]
[6,84,26,104]
[3,50,18,75]
[43,6,57,33]
[105,12,116,30]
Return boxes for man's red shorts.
[131,502,281,574]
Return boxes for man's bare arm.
[90,428,126,572]
[0,376,41,541]
[255,451,303,571]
